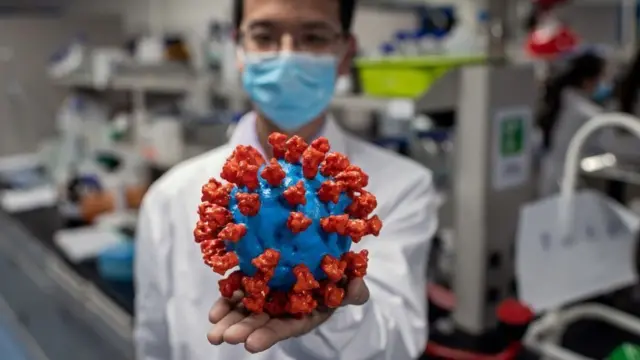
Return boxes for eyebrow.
[246,20,276,30]
[300,21,337,32]
[246,19,338,32]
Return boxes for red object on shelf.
[526,23,579,59]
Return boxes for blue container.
[97,241,134,282]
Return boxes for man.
[134,0,438,359]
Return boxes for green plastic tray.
[355,55,485,98]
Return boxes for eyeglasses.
[239,28,343,53]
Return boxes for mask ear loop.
[333,39,352,73]
[335,34,354,64]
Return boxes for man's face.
[237,0,355,76]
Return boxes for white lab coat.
[134,112,439,360]
[539,89,640,196]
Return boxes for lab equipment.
[54,226,124,263]
[524,113,640,360]
[417,6,458,54]
[412,129,453,191]
[142,115,185,167]
[48,35,85,79]
[0,154,57,213]
[134,35,164,65]
[194,133,382,316]
[220,23,239,88]
[449,63,537,333]
[425,299,534,360]
[394,30,416,56]
[55,95,86,182]
[476,10,490,53]
[442,10,488,55]
[206,22,224,72]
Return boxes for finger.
[344,278,370,306]
[209,291,243,324]
[245,312,330,353]
[207,310,247,345]
[244,318,307,353]
[223,312,270,345]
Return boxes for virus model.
[194,133,382,317]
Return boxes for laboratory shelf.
[54,70,204,93]
[54,68,419,113]
[359,0,429,9]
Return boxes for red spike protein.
[194,133,383,317]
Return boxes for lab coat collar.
[562,88,603,115]
[563,88,595,107]
[228,112,348,156]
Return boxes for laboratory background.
[2,0,640,359]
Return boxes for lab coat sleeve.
[279,174,438,360]
[134,190,173,360]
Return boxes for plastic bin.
[355,55,485,98]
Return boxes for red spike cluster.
[195,133,383,317]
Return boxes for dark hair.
[537,52,605,149]
[524,3,542,32]
[524,0,572,33]
[232,0,357,35]
[616,48,640,114]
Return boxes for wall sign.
[492,107,533,191]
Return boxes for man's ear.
[233,29,245,72]
[338,35,357,76]
[236,48,244,72]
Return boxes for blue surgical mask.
[241,51,338,131]
[591,82,612,103]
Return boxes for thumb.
[344,278,370,306]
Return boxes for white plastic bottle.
[394,30,419,56]
[220,23,240,89]
[56,96,85,170]
[443,10,489,55]
[475,10,490,54]
[206,22,224,72]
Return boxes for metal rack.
[359,0,429,9]
[55,71,202,93]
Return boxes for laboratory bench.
[0,208,134,360]
[10,207,135,315]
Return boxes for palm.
[207,278,369,353]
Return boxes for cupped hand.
[207,278,369,353]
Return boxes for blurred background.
[1,0,640,359]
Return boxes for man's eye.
[251,33,275,44]
[303,34,331,46]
